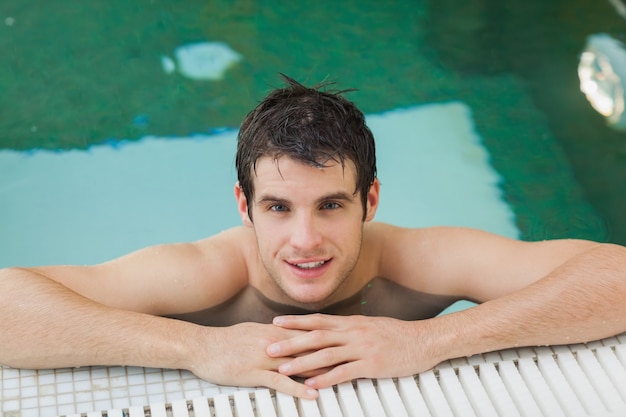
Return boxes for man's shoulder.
[194,226,257,257]
[364,222,506,272]
[196,225,255,243]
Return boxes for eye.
[269,204,288,212]
[321,202,341,210]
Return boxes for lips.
[295,260,327,269]
[286,258,332,278]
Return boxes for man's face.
[236,156,379,309]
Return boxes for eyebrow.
[256,191,357,206]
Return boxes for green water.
[1,0,623,244]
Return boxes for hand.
[186,322,319,399]
[267,314,441,389]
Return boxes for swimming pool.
[2,1,625,415]
[1,0,618,267]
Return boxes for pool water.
[1,2,625,415]
[0,1,621,267]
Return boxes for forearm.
[0,267,198,370]
[433,243,626,360]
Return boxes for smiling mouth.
[294,260,327,269]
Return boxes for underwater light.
[578,33,626,130]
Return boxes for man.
[1,75,625,400]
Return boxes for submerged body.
[169,277,460,326]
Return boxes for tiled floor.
[0,364,247,417]
[2,333,625,417]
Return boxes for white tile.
[56,370,74,383]
[129,384,147,396]
[146,371,164,383]
[58,403,79,415]
[73,369,92,381]
[128,372,146,385]
[57,381,75,393]
[165,380,182,392]
[112,387,131,398]
[148,393,167,404]
[163,370,182,381]
[3,388,20,398]
[22,407,45,417]
[39,395,58,407]
[21,386,39,398]
[75,391,93,402]
[38,372,56,384]
[21,396,39,408]
[113,397,134,409]
[19,368,38,377]
[147,382,165,395]
[74,379,93,391]
[127,367,145,375]
[94,399,114,412]
[21,375,37,387]
[2,399,20,411]
[2,368,21,378]
[92,377,111,389]
[39,384,56,396]
[109,367,127,377]
[76,402,96,413]
[93,389,112,401]
[57,393,76,404]
[201,386,222,398]
[2,377,19,389]
[110,375,130,387]
[90,367,108,379]
[182,378,200,390]
[128,395,149,407]
[184,389,202,399]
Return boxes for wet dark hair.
[236,74,377,220]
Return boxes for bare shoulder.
[365,222,598,300]
[193,225,257,260]
[29,226,255,316]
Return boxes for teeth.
[295,261,326,269]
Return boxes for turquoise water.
[1,0,622,268]
[1,102,517,268]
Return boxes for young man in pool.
[1,75,626,400]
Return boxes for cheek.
[253,222,285,253]
[327,220,363,245]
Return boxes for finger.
[293,366,335,378]
[258,370,319,400]
[303,361,366,389]
[277,346,353,377]
[267,328,341,358]
[273,313,338,330]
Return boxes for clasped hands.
[259,314,433,399]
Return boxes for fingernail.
[305,378,316,387]
[268,344,280,355]
[279,363,291,373]
[306,389,318,399]
[273,316,284,324]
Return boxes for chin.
[288,287,337,309]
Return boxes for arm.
[378,225,626,349]
[0,228,318,398]
[267,226,626,388]
[0,266,196,369]
[440,241,626,357]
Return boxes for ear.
[234,182,253,227]
[364,178,381,222]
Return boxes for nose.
[289,213,323,251]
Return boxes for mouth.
[286,258,332,277]
[293,260,327,269]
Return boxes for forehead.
[252,156,357,195]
